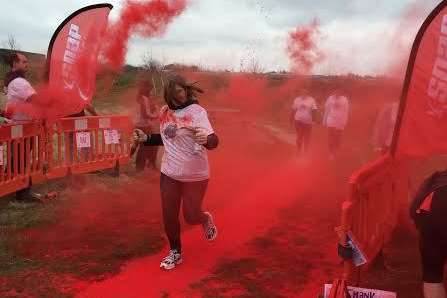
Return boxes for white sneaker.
[203,211,218,241]
[160,249,182,270]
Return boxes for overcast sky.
[0,0,441,75]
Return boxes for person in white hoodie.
[323,89,350,159]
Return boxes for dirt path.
[1,108,421,298]
[78,114,346,297]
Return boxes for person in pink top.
[134,75,218,270]
[133,79,159,172]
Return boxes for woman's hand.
[193,127,208,145]
[133,129,148,143]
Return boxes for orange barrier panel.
[0,122,46,197]
[45,115,133,179]
[0,115,133,198]
[335,154,408,281]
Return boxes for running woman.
[134,74,219,270]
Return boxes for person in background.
[133,79,159,172]
[290,89,318,156]
[3,53,36,122]
[372,101,398,154]
[2,52,41,201]
[134,74,218,270]
[411,170,447,298]
[322,88,350,160]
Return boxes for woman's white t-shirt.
[292,96,318,124]
[159,104,214,182]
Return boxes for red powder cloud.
[102,0,188,70]
[286,18,325,74]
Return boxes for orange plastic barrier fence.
[46,116,132,179]
[0,115,133,197]
[0,122,46,197]
[335,154,408,280]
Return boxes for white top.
[159,104,214,182]
[372,102,398,148]
[292,96,318,124]
[5,77,36,121]
[323,95,350,130]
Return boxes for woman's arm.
[134,129,163,146]
[204,133,219,150]
[143,133,164,146]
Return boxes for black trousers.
[417,213,447,283]
[160,173,209,252]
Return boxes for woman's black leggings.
[160,173,209,252]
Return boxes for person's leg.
[181,179,217,241]
[295,121,304,154]
[160,173,182,252]
[135,146,146,172]
[147,146,158,169]
[181,180,209,225]
[12,140,32,201]
[302,124,312,154]
[334,129,343,154]
[328,127,336,158]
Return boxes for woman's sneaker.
[203,212,218,241]
[160,249,182,270]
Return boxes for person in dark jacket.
[411,170,447,298]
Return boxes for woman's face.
[174,84,187,104]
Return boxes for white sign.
[0,146,3,166]
[347,232,367,267]
[104,129,119,145]
[76,132,91,148]
[324,284,396,298]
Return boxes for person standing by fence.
[2,52,40,201]
[133,79,159,172]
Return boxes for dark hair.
[164,75,203,110]
[5,52,20,68]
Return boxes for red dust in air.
[286,18,325,74]
[5,0,188,122]
[1,2,429,297]
[385,1,436,78]
[102,0,188,70]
